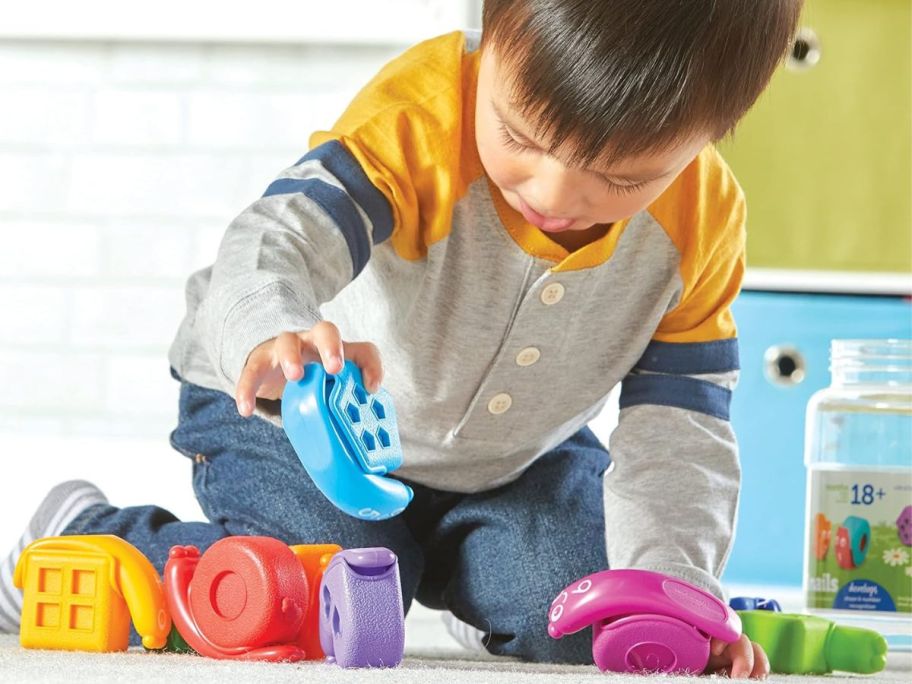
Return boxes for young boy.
[1,0,802,675]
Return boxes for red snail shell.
[187,537,308,649]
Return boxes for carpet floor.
[1,606,910,683]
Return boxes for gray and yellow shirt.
[169,32,745,597]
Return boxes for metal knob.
[764,345,807,386]
[786,27,821,72]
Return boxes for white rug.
[1,606,910,683]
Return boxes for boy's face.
[476,48,711,234]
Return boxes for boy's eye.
[496,114,651,197]
[595,173,649,196]
[498,122,534,153]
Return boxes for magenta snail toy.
[548,569,741,674]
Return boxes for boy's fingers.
[236,354,269,416]
[706,637,753,678]
[346,342,384,393]
[730,636,754,679]
[711,637,727,656]
[750,641,770,679]
[275,331,304,381]
[307,321,345,374]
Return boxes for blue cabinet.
[724,289,912,586]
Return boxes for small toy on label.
[737,610,887,674]
[14,535,170,652]
[282,360,413,521]
[319,547,405,668]
[835,515,871,569]
[813,512,831,560]
[547,569,741,674]
[897,505,912,546]
[728,596,782,612]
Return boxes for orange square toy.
[14,535,170,652]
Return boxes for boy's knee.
[470,572,596,665]
[487,614,592,665]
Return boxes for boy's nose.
[525,159,581,217]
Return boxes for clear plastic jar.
[804,339,912,649]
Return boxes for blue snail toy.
[282,361,413,520]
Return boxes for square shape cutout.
[35,602,60,628]
[38,567,63,595]
[69,603,94,631]
[71,569,96,596]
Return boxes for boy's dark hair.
[481,0,803,165]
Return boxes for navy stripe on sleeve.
[297,140,394,245]
[619,373,732,421]
[634,339,739,375]
[262,177,370,277]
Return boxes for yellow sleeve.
[648,145,747,343]
[309,32,484,261]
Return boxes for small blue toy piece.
[319,547,405,668]
[836,516,871,569]
[729,597,782,612]
[282,361,413,520]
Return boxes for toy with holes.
[319,547,405,667]
[813,512,831,560]
[14,535,170,652]
[282,360,413,520]
[163,536,404,667]
[547,569,741,674]
[728,596,782,612]
[835,515,871,569]
[735,609,887,675]
[897,505,912,546]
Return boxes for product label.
[805,468,912,615]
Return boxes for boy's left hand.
[706,635,770,679]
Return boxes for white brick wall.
[0,38,403,439]
[0,7,619,601]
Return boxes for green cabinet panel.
[718,0,911,273]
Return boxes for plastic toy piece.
[319,547,405,668]
[164,537,309,662]
[835,516,871,569]
[813,512,832,560]
[14,535,170,652]
[738,610,887,674]
[897,505,912,546]
[155,625,195,654]
[728,597,782,612]
[288,543,343,660]
[282,361,413,521]
[547,569,741,674]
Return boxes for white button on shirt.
[540,282,565,305]
[487,393,513,415]
[516,347,541,367]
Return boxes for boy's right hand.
[235,321,383,417]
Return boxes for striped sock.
[0,480,108,633]
[441,610,489,653]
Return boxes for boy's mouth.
[516,197,575,232]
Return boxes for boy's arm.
[603,177,746,599]
[195,141,394,390]
[604,356,740,598]
[195,34,472,393]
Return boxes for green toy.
[148,625,195,655]
[738,610,887,675]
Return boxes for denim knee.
[487,600,593,665]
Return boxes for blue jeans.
[65,372,610,663]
